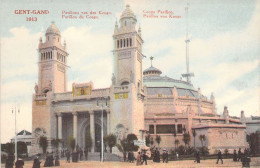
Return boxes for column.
[107,111,110,134]
[57,113,63,140]
[72,112,78,145]
[89,111,95,153]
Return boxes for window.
[120,39,122,48]
[121,81,129,85]
[117,40,119,48]
[177,124,183,133]
[130,38,132,46]
[156,125,176,134]
[123,39,125,47]
[81,88,85,95]
[127,38,129,47]
[149,125,154,134]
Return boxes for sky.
[0,0,259,143]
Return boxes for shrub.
[178,145,185,155]
[224,149,229,157]
[198,146,209,156]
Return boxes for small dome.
[120,4,136,21]
[46,22,60,36]
[143,66,162,76]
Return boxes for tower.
[37,22,68,94]
[31,22,68,154]
[113,4,143,90]
[111,5,145,140]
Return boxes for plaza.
[2,157,260,168]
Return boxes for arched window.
[123,39,125,47]
[121,81,129,85]
[120,39,122,48]
[127,38,129,47]
[130,38,132,46]
[117,40,119,48]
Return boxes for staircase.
[87,152,123,162]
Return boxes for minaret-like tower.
[113,4,143,90]
[31,22,68,155]
[111,5,145,140]
[37,22,68,94]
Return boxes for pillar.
[89,111,95,153]
[107,111,110,134]
[57,113,63,140]
[73,112,78,145]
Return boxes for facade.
[31,5,247,155]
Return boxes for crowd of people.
[4,147,252,167]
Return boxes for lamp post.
[97,98,108,162]
[12,107,20,162]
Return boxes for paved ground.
[2,157,260,168]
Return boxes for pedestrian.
[66,150,70,163]
[162,151,166,163]
[80,148,83,160]
[238,148,242,161]
[15,158,24,168]
[142,151,147,165]
[6,153,15,168]
[233,149,237,161]
[44,152,50,167]
[156,149,160,163]
[127,151,131,162]
[130,151,134,163]
[32,156,41,168]
[136,152,141,166]
[84,148,88,160]
[54,152,60,166]
[123,151,126,162]
[216,150,223,164]
[196,151,200,163]
[176,152,179,160]
[165,151,168,163]
[49,153,54,167]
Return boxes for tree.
[106,134,117,153]
[2,143,14,154]
[39,136,48,153]
[199,135,206,147]
[85,131,92,152]
[126,133,139,152]
[247,131,260,154]
[145,134,151,147]
[192,130,197,149]
[51,139,61,150]
[155,135,161,147]
[67,134,75,151]
[175,139,180,150]
[182,132,191,148]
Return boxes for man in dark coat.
[44,152,50,167]
[142,151,147,165]
[162,151,166,163]
[233,150,237,161]
[66,150,70,163]
[32,156,41,168]
[196,151,200,163]
[238,148,242,161]
[165,151,169,163]
[54,152,60,166]
[216,150,223,164]
[5,153,14,168]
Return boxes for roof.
[143,66,162,75]
[143,75,196,91]
[46,22,60,35]
[120,5,136,21]
[17,130,32,136]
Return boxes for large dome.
[46,22,60,36]
[143,66,205,98]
